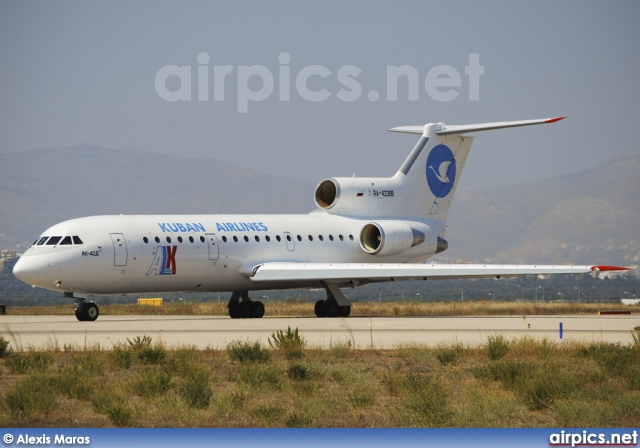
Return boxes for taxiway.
[1,314,638,349]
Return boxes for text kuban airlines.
[13,117,628,320]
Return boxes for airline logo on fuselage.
[216,222,268,232]
[158,222,206,233]
[146,246,177,276]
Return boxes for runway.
[1,314,638,350]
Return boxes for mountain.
[0,144,315,249]
[442,154,640,266]
[1,145,638,267]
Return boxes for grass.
[1,334,639,427]
[4,301,639,317]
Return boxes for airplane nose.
[13,255,49,286]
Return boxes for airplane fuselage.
[16,213,443,296]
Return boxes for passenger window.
[143,237,149,244]
[46,236,62,245]
[37,237,49,245]
[297,235,302,241]
[278,235,283,242]
[255,235,260,242]
[155,237,160,243]
[189,236,194,243]
[349,235,354,241]
[329,235,334,241]
[73,236,84,245]
[339,235,344,241]
[265,235,271,242]
[166,236,172,243]
[308,235,313,241]
[233,236,238,242]
[222,236,227,243]
[319,235,324,241]
[200,236,205,243]
[60,236,73,245]
[244,235,249,242]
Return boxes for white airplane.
[13,117,627,321]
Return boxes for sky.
[1,1,639,191]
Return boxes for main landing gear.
[227,291,265,319]
[314,283,351,318]
[74,299,99,321]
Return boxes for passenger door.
[206,233,219,260]
[110,233,128,266]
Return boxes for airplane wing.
[250,262,628,285]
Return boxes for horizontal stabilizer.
[251,262,627,283]
[388,117,566,136]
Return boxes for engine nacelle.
[359,221,425,256]
[314,177,400,215]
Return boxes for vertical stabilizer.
[314,117,564,223]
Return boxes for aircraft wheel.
[339,306,351,317]
[75,304,86,321]
[84,302,99,321]
[228,304,240,319]
[327,301,339,318]
[240,302,253,319]
[314,300,327,318]
[252,301,265,318]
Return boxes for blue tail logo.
[426,144,456,198]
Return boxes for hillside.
[0,145,315,249]
[443,155,640,266]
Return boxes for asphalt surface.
[1,314,638,349]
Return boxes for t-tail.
[314,117,566,222]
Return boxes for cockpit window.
[60,236,73,245]
[46,236,62,245]
[37,237,49,245]
[73,236,83,245]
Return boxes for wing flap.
[250,262,627,283]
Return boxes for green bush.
[269,327,306,359]
[349,385,376,408]
[330,340,352,358]
[110,345,135,369]
[105,403,134,426]
[0,336,10,358]
[486,334,510,360]
[138,345,167,364]
[127,335,152,350]
[633,326,640,349]
[487,360,533,390]
[180,379,213,409]
[5,375,56,418]
[436,343,464,366]
[402,373,450,426]
[227,340,270,363]
[287,363,310,381]
[250,404,283,425]
[178,366,213,409]
[581,342,633,376]
[130,370,174,398]
[285,412,313,428]
[5,350,54,374]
